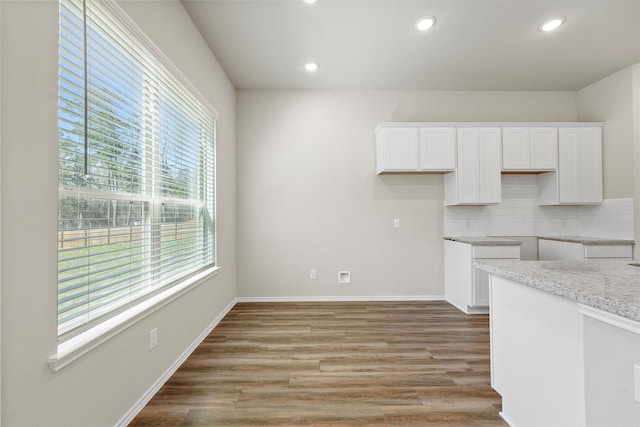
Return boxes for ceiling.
[181,0,640,91]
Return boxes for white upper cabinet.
[538,127,603,205]
[502,127,558,171]
[376,127,419,173]
[376,125,455,174]
[444,127,501,205]
[419,127,456,171]
[577,127,604,204]
[375,122,602,207]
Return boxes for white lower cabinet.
[490,275,640,427]
[538,239,632,261]
[490,276,586,427]
[444,240,520,314]
[582,308,640,427]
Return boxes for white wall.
[577,66,635,199]
[577,63,640,255]
[236,90,577,299]
[0,1,236,426]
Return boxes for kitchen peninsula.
[474,259,640,427]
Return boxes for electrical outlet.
[149,328,158,350]
[338,271,351,284]
[393,219,400,229]
[310,269,317,280]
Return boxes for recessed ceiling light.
[538,16,566,32]
[304,61,319,72]
[415,16,436,32]
[302,0,317,4]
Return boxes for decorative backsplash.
[444,175,633,239]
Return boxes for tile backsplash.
[578,197,635,240]
[444,175,634,240]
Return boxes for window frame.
[55,0,219,346]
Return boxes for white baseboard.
[236,295,446,303]
[115,298,237,427]
[499,411,517,427]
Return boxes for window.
[58,0,216,338]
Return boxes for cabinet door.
[456,128,480,203]
[579,127,603,204]
[379,127,419,171]
[502,127,529,170]
[478,128,502,203]
[558,128,581,204]
[530,127,558,170]
[473,269,491,307]
[419,127,455,171]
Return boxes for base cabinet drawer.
[539,239,633,261]
[472,245,520,259]
[584,245,632,259]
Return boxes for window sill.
[48,266,221,372]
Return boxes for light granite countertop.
[444,236,522,246]
[474,259,640,322]
[538,236,635,245]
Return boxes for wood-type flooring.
[130,301,507,426]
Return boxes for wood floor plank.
[129,301,507,426]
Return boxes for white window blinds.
[58,0,216,337]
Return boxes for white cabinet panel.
[538,239,632,260]
[376,127,418,173]
[502,127,557,171]
[583,245,632,259]
[444,127,501,205]
[583,313,640,427]
[445,240,520,313]
[530,127,558,170]
[456,128,480,203]
[419,127,456,171]
[538,126,603,206]
[579,127,603,204]
[490,276,640,427]
[473,245,520,259]
[490,276,585,427]
[558,128,581,204]
[502,127,529,170]
[478,128,502,203]
[538,240,584,261]
[473,268,491,307]
[376,125,455,173]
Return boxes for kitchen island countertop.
[474,259,640,322]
